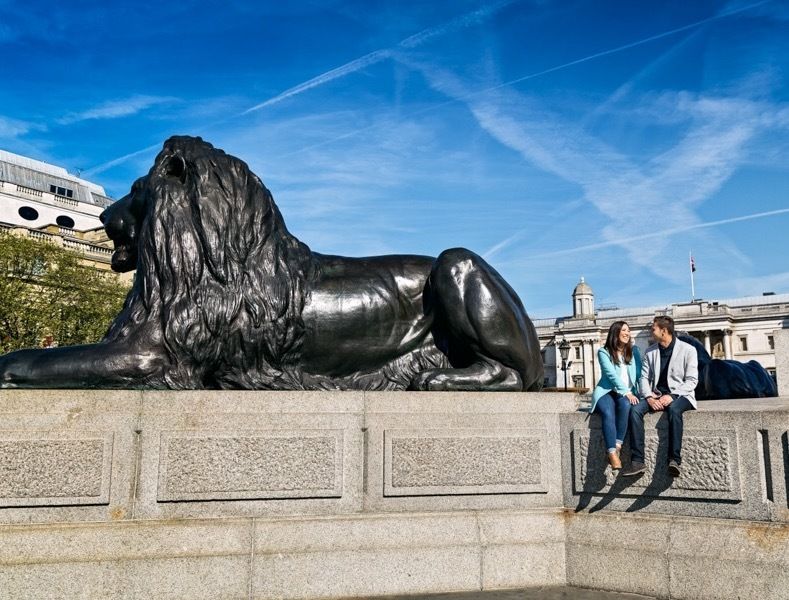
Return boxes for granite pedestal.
[0,390,786,599]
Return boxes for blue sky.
[1,0,788,318]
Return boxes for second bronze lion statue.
[0,136,543,391]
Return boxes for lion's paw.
[408,369,451,391]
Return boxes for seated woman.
[590,321,642,469]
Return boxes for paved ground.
[359,588,655,599]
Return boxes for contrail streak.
[85,0,519,176]
[84,0,771,176]
[482,231,523,260]
[480,0,773,95]
[526,208,789,259]
[241,49,394,114]
[242,0,518,114]
[276,0,773,159]
[83,144,159,177]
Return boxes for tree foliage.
[0,230,130,353]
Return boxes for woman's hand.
[625,392,639,405]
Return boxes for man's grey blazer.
[638,338,699,407]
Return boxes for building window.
[574,346,581,360]
[49,184,73,198]
[18,206,39,221]
[768,335,774,350]
[738,336,748,352]
[56,215,75,228]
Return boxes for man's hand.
[659,394,674,408]
[625,392,639,405]
[646,395,663,411]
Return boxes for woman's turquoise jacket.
[589,345,642,413]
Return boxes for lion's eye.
[165,155,187,184]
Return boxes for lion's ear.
[163,154,187,184]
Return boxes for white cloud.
[58,96,177,125]
[413,62,778,284]
[526,209,789,259]
[0,115,44,138]
[734,272,789,296]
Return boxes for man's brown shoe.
[621,461,646,477]
[607,451,622,470]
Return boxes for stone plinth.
[564,397,789,522]
[0,390,787,599]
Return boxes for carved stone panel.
[384,429,547,496]
[0,432,113,507]
[157,430,344,501]
[573,428,741,501]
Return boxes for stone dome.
[573,277,593,297]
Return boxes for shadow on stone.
[574,413,673,513]
[783,432,789,510]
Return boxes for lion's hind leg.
[411,248,543,392]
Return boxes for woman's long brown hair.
[604,320,633,366]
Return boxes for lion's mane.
[105,137,315,389]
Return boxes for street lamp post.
[558,338,571,391]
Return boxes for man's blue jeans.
[593,392,631,453]
[629,395,695,464]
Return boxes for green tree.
[0,229,130,353]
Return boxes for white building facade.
[0,149,113,231]
[536,278,789,391]
[0,149,125,276]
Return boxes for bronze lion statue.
[677,334,777,399]
[0,136,544,391]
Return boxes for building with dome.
[572,277,595,318]
[535,278,788,391]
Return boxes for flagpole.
[690,251,696,302]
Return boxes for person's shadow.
[574,411,673,513]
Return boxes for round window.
[18,206,39,221]
[56,215,75,228]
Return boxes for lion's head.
[101,136,314,388]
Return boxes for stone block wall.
[0,390,577,524]
[564,398,789,522]
[0,390,787,599]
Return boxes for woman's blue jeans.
[593,392,631,453]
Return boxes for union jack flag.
[690,255,697,273]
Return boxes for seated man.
[621,315,698,477]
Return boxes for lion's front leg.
[409,360,523,392]
[0,342,169,389]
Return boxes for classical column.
[703,331,711,355]
[588,339,596,389]
[723,329,733,360]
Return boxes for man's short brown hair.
[653,315,675,336]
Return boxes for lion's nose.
[99,210,107,224]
